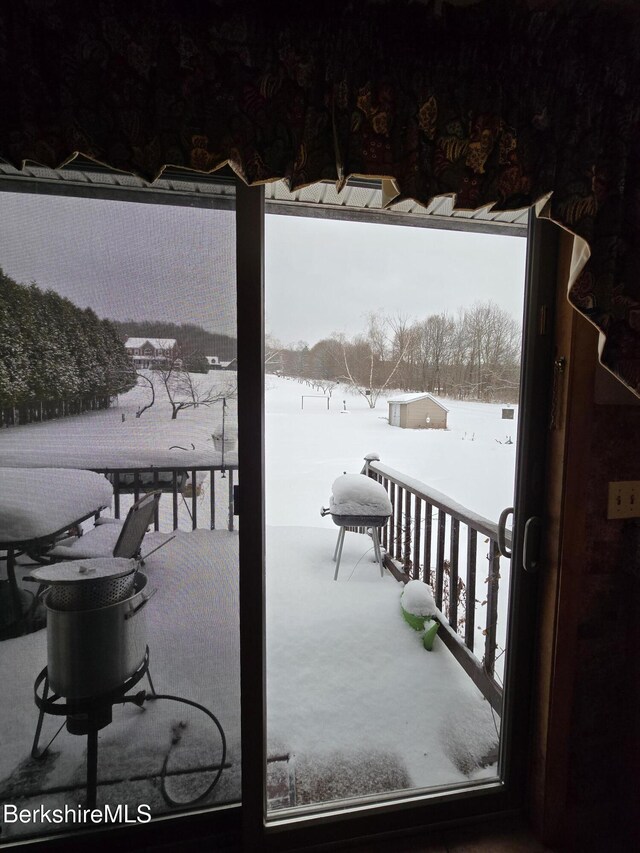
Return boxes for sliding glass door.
[0,171,557,850]
[0,176,241,847]
[258,190,556,842]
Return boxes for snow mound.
[439,700,500,776]
[401,579,437,617]
[329,474,392,517]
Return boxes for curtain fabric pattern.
[1,0,639,394]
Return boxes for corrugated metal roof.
[0,158,528,235]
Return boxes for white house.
[124,337,177,369]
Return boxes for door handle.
[497,507,513,558]
[523,516,542,573]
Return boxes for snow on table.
[0,468,113,543]
[329,473,392,517]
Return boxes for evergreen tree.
[0,271,136,407]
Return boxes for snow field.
[265,376,517,676]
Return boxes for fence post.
[363,452,379,477]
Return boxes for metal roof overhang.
[0,158,528,236]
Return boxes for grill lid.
[30,557,136,584]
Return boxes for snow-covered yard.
[0,373,517,835]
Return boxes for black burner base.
[31,648,154,807]
[66,704,112,735]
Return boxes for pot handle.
[124,588,157,620]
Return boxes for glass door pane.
[264,202,528,815]
[0,183,240,842]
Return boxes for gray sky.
[0,192,237,337]
[0,191,527,346]
[265,215,527,347]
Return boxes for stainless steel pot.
[31,558,137,611]
[44,573,154,699]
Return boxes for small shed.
[387,393,449,430]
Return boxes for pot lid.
[30,557,136,584]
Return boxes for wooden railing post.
[423,502,433,586]
[403,489,412,573]
[465,526,477,649]
[228,470,235,531]
[413,497,422,581]
[435,509,446,609]
[484,539,500,677]
[449,518,460,630]
[210,468,216,530]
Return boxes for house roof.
[387,392,449,412]
[125,337,177,349]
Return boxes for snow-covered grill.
[321,474,392,580]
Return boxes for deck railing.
[360,456,510,713]
[91,465,239,532]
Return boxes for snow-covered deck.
[1,526,499,840]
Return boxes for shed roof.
[125,337,177,349]
[387,392,449,412]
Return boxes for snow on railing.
[90,465,238,532]
[360,455,511,713]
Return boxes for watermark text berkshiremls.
[3,803,152,825]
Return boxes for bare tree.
[265,333,284,373]
[410,312,455,393]
[334,312,415,408]
[453,302,520,401]
[154,354,236,419]
[135,371,156,418]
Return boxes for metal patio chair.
[46,491,162,562]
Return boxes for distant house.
[387,392,449,429]
[205,355,236,371]
[124,337,178,369]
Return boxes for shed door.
[390,404,401,426]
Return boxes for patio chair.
[46,491,162,562]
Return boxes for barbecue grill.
[321,474,392,580]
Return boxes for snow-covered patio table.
[0,468,113,633]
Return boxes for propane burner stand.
[31,648,155,808]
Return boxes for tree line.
[267,302,521,405]
[0,269,137,407]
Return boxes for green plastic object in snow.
[423,619,439,651]
[401,604,427,631]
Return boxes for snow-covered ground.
[265,376,517,667]
[265,375,517,527]
[0,372,518,830]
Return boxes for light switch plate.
[608,481,640,519]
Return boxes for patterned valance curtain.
[1,0,639,394]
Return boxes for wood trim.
[528,229,598,848]
[236,181,266,849]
